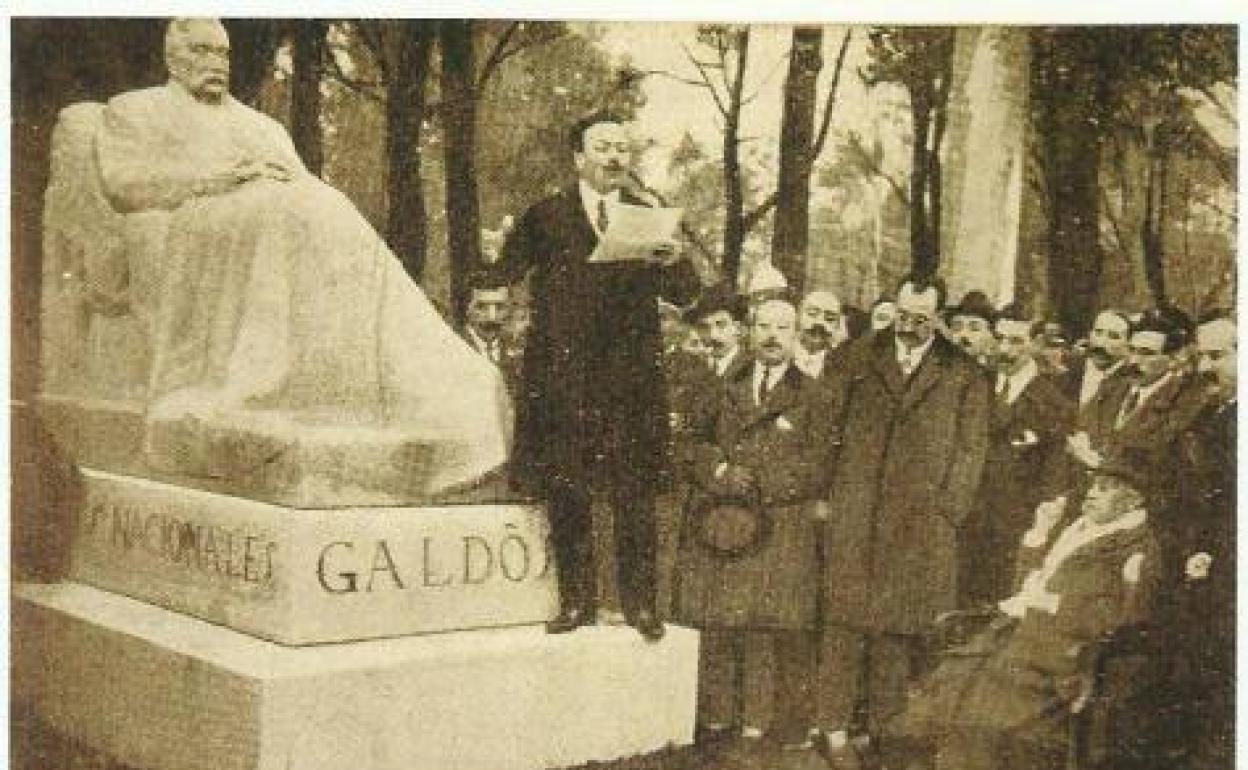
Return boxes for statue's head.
[165,18,231,103]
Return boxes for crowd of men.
[463,272,1235,770]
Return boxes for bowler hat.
[945,290,997,323]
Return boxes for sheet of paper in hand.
[588,203,684,263]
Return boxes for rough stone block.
[37,395,517,508]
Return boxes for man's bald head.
[166,18,231,103]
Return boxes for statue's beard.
[169,60,228,104]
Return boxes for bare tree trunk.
[1141,125,1171,304]
[1031,29,1105,336]
[290,20,326,175]
[771,25,823,294]
[440,19,482,324]
[909,91,936,276]
[385,22,436,282]
[223,19,285,106]
[928,51,952,275]
[721,27,750,288]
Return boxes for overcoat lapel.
[868,334,906,404]
[899,346,946,416]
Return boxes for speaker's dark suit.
[482,186,699,615]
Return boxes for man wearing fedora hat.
[675,298,832,761]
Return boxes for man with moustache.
[480,112,699,641]
[817,274,990,753]
[690,284,747,379]
[945,290,999,369]
[462,284,522,390]
[1151,310,1236,768]
[677,299,830,761]
[1062,309,1133,408]
[959,308,1074,607]
[794,289,850,380]
[1064,306,1199,515]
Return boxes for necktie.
[489,340,501,364]
[596,198,610,235]
[757,365,773,405]
[1117,388,1141,429]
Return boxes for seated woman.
[883,463,1159,770]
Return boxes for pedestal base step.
[14,583,699,770]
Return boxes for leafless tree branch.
[683,42,730,117]
[811,29,854,160]
[324,46,384,103]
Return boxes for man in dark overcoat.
[676,298,831,754]
[480,113,699,640]
[960,310,1074,607]
[1152,310,1236,767]
[816,274,991,746]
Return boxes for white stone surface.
[71,469,558,644]
[14,583,698,770]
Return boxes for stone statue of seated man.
[40,18,509,505]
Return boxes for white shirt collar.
[794,346,827,378]
[466,326,499,359]
[752,359,790,403]
[895,334,935,373]
[578,180,620,230]
[711,346,740,377]
[1080,358,1123,405]
[1130,372,1173,406]
[998,358,1039,405]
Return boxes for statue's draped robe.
[95,83,508,492]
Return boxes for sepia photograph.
[7,8,1240,770]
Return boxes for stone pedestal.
[70,468,558,645]
[14,583,699,770]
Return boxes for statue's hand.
[192,161,261,197]
[192,160,289,198]
[258,160,295,182]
